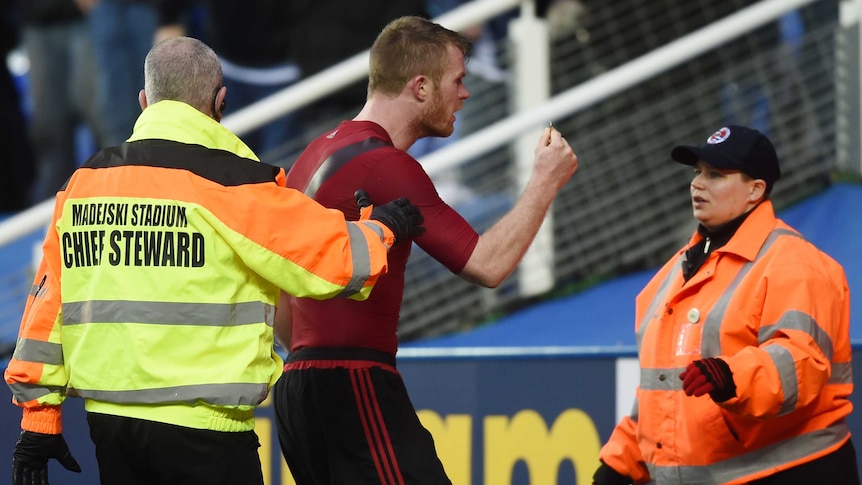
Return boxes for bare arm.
[273,290,292,349]
[459,127,578,287]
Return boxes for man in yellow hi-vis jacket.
[4,36,424,485]
[593,125,858,485]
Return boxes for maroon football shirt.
[285,120,479,355]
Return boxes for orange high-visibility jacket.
[599,200,853,485]
[4,101,395,434]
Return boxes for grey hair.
[143,37,223,114]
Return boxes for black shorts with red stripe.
[274,347,452,485]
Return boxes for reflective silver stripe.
[636,256,683,351]
[359,220,385,239]
[12,338,64,365]
[831,362,854,385]
[647,421,850,484]
[701,228,801,357]
[67,382,269,406]
[62,300,275,327]
[764,344,798,415]
[759,310,834,360]
[648,463,685,485]
[335,222,374,298]
[760,310,841,413]
[695,228,835,415]
[7,382,66,403]
[640,367,684,391]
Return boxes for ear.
[410,75,430,101]
[138,89,148,110]
[749,179,766,202]
[213,85,227,121]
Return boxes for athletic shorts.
[274,347,451,485]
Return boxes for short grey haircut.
[143,37,223,114]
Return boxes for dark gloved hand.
[354,189,425,244]
[680,357,736,402]
[593,460,632,485]
[13,430,81,485]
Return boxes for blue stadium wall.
[3,349,862,484]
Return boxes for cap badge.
[706,127,731,144]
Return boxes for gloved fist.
[354,189,425,244]
[592,460,632,485]
[680,357,736,402]
[13,430,81,485]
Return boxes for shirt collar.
[687,200,777,262]
[127,100,259,161]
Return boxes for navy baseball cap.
[671,125,781,191]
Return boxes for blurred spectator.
[426,0,510,81]
[536,0,590,43]
[17,0,101,204]
[286,0,429,136]
[773,9,824,168]
[80,0,157,147]
[719,10,813,141]
[0,3,35,211]
[154,0,302,162]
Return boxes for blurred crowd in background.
[0,0,575,214]
[0,0,418,212]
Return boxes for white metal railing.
[419,0,815,296]
[0,0,525,248]
[0,0,822,294]
[0,199,52,247]
[221,0,524,136]
[419,0,819,177]
[839,0,862,174]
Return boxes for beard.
[417,91,455,139]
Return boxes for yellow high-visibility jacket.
[600,200,853,484]
[5,101,395,434]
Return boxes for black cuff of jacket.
[593,461,632,485]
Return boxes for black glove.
[13,430,81,485]
[593,460,632,485]
[354,189,425,244]
[680,357,736,402]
